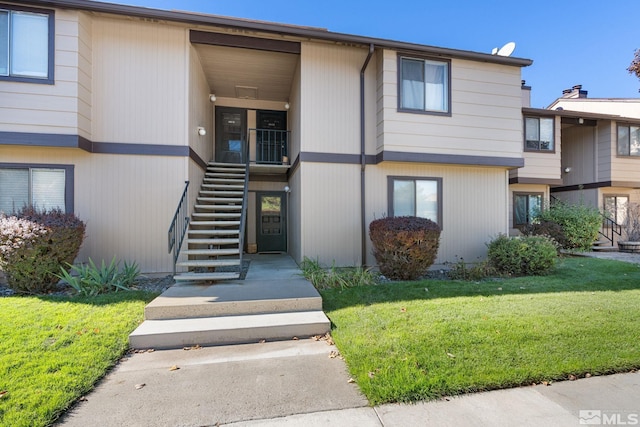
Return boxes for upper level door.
[215,107,246,164]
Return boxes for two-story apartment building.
[0,0,533,277]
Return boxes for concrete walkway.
[57,253,640,426]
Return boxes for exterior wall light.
[284,102,290,110]
[197,127,207,136]
[209,94,216,102]
[564,167,572,173]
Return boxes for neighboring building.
[515,85,640,244]
[1,0,534,275]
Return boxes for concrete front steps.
[592,240,617,252]
[129,257,331,349]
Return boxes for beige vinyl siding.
[300,162,362,265]
[560,125,597,186]
[76,12,92,139]
[597,121,612,182]
[554,189,598,209]
[508,184,549,233]
[288,166,302,263]
[289,58,301,160]
[0,9,84,134]
[512,116,561,181]
[188,44,212,163]
[0,146,186,273]
[609,121,640,183]
[379,50,523,158]
[365,163,509,267]
[299,42,368,154]
[91,16,187,145]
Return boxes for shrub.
[0,207,85,294]
[369,216,441,281]
[57,257,140,296]
[487,234,557,276]
[520,220,568,250]
[300,257,377,290]
[534,201,601,251]
[446,257,498,281]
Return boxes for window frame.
[0,3,55,84]
[513,192,543,227]
[397,53,451,116]
[524,116,555,153]
[603,194,629,225]
[387,176,443,227]
[616,124,640,158]
[0,163,74,214]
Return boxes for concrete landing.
[129,254,331,349]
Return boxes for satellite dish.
[492,41,516,57]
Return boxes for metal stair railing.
[599,213,622,246]
[168,181,190,275]
[249,128,290,164]
[238,140,250,272]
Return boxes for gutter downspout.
[360,43,374,267]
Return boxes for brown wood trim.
[287,154,300,179]
[510,177,564,185]
[0,162,74,213]
[188,147,207,170]
[248,174,288,182]
[190,30,300,54]
[90,142,189,156]
[13,1,531,67]
[550,181,613,193]
[0,132,191,156]
[299,152,361,164]
[377,151,524,168]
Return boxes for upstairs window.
[389,177,442,226]
[0,5,54,83]
[525,117,554,151]
[514,193,542,226]
[617,125,640,157]
[399,56,450,115]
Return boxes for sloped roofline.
[523,107,640,124]
[17,0,533,67]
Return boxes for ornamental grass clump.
[369,216,441,280]
[0,206,85,294]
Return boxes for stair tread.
[208,162,245,167]
[131,311,330,333]
[195,205,242,210]
[190,221,241,226]
[173,272,241,281]
[200,191,244,196]
[201,184,244,189]
[203,178,245,183]
[176,259,241,267]
[197,197,244,202]
[192,213,241,217]
[184,236,239,242]
[182,249,240,255]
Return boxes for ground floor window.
[514,193,543,226]
[604,195,628,225]
[388,176,442,225]
[0,164,72,214]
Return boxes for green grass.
[0,291,156,427]
[321,257,640,405]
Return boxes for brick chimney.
[561,84,588,99]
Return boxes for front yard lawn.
[0,292,156,427]
[321,257,640,405]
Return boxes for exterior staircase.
[174,162,248,282]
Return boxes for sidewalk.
[57,337,640,427]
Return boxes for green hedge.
[487,234,557,276]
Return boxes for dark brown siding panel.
[190,30,300,54]
[510,177,564,185]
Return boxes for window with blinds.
[0,167,66,214]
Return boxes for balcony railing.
[249,128,290,165]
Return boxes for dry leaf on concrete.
[135,383,146,390]
[347,378,355,384]
[169,365,180,371]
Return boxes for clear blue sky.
[106,0,639,108]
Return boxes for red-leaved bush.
[0,207,85,294]
[369,216,441,280]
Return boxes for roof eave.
[21,0,533,67]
